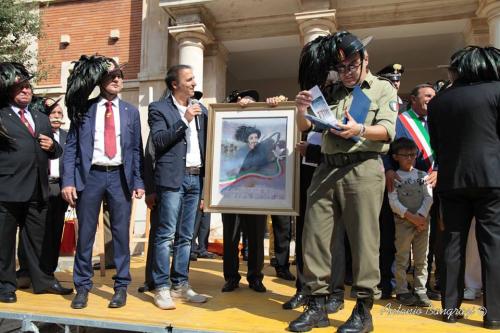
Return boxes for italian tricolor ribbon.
[398,109,434,172]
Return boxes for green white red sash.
[398,109,434,172]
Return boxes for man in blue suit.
[62,57,144,309]
[148,64,208,309]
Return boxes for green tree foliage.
[0,0,41,70]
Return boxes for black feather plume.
[65,55,110,123]
[1,62,32,146]
[298,35,329,90]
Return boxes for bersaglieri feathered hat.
[65,55,123,123]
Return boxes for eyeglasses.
[334,61,362,74]
[396,153,417,159]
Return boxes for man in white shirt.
[148,64,208,309]
[62,56,145,309]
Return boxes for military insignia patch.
[389,101,399,112]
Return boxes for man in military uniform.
[377,63,406,111]
[288,32,398,333]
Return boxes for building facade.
[34,0,500,232]
[36,0,500,131]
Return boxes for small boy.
[388,137,433,307]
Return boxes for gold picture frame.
[203,102,300,216]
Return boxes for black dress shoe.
[442,312,464,323]
[325,296,344,314]
[198,251,217,259]
[427,289,441,301]
[249,280,266,293]
[0,292,16,303]
[17,276,31,289]
[138,282,154,293]
[276,269,296,281]
[71,290,89,309]
[36,280,73,295]
[109,289,127,308]
[283,292,307,310]
[92,263,116,270]
[189,252,198,261]
[484,319,500,329]
[221,279,239,292]
[270,257,278,267]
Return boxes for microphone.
[190,98,200,131]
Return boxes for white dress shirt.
[172,96,202,168]
[11,105,35,132]
[92,96,122,166]
[49,129,60,178]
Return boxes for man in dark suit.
[41,99,69,276]
[17,98,73,291]
[148,64,208,309]
[62,56,144,309]
[0,63,70,303]
[428,46,500,328]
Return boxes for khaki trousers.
[394,216,430,295]
[302,157,384,298]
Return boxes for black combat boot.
[288,295,329,332]
[337,298,374,333]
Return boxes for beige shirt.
[319,71,398,154]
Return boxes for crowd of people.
[0,30,499,333]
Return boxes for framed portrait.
[204,102,300,216]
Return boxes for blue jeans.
[152,174,201,289]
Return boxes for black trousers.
[378,190,395,295]
[427,194,443,289]
[39,181,68,275]
[192,210,211,255]
[144,206,159,290]
[271,215,292,270]
[222,213,266,283]
[440,188,500,322]
[295,163,316,291]
[0,200,54,293]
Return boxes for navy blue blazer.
[62,98,145,194]
[148,95,207,189]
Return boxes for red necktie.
[104,101,117,159]
[19,109,35,137]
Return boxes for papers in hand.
[304,114,342,131]
[308,85,342,130]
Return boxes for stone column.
[169,23,214,91]
[138,0,170,128]
[295,9,336,45]
[203,43,228,104]
[464,18,490,46]
[477,0,500,48]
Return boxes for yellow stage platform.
[0,256,489,332]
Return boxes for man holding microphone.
[148,64,208,309]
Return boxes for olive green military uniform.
[302,71,398,299]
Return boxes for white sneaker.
[463,287,481,300]
[154,287,176,310]
[170,285,207,303]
